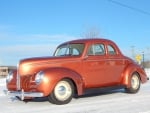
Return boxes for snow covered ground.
[0,69,150,113]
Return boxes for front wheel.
[125,73,141,93]
[48,79,74,105]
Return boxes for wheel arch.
[60,77,79,96]
[121,64,142,88]
[37,67,84,97]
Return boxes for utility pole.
[142,51,145,68]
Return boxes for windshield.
[54,43,84,56]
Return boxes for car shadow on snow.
[76,86,125,98]
[23,97,48,103]
[22,86,125,103]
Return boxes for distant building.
[0,66,16,77]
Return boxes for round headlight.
[6,71,13,83]
[35,71,44,84]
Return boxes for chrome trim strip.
[16,63,20,90]
[5,90,43,100]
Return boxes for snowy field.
[0,69,150,113]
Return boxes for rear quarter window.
[87,44,105,55]
[107,45,116,55]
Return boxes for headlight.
[6,71,13,83]
[35,71,44,84]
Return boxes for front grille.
[21,76,31,90]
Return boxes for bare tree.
[81,26,100,38]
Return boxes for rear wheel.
[48,79,74,105]
[125,73,141,93]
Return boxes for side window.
[72,48,80,55]
[87,44,105,55]
[107,45,116,55]
[56,47,69,56]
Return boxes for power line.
[108,0,150,16]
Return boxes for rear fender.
[121,64,140,88]
[37,67,84,96]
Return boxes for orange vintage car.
[6,38,149,105]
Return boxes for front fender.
[7,69,17,91]
[37,67,84,96]
[121,63,148,88]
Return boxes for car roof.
[60,38,114,45]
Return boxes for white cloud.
[0,44,56,65]
[0,33,80,45]
[0,33,80,57]
[0,33,80,65]
[0,44,55,55]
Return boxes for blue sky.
[0,0,150,65]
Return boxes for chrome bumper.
[5,89,44,100]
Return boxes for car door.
[104,44,125,85]
[83,43,108,88]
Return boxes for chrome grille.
[21,76,30,89]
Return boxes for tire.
[48,79,74,105]
[125,73,141,93]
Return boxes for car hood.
[18,56,79,76]
[20,56,64,65]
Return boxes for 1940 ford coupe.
[6,38,149,105]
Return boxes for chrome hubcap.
[54,81,72,101]
[57,86,66,95]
